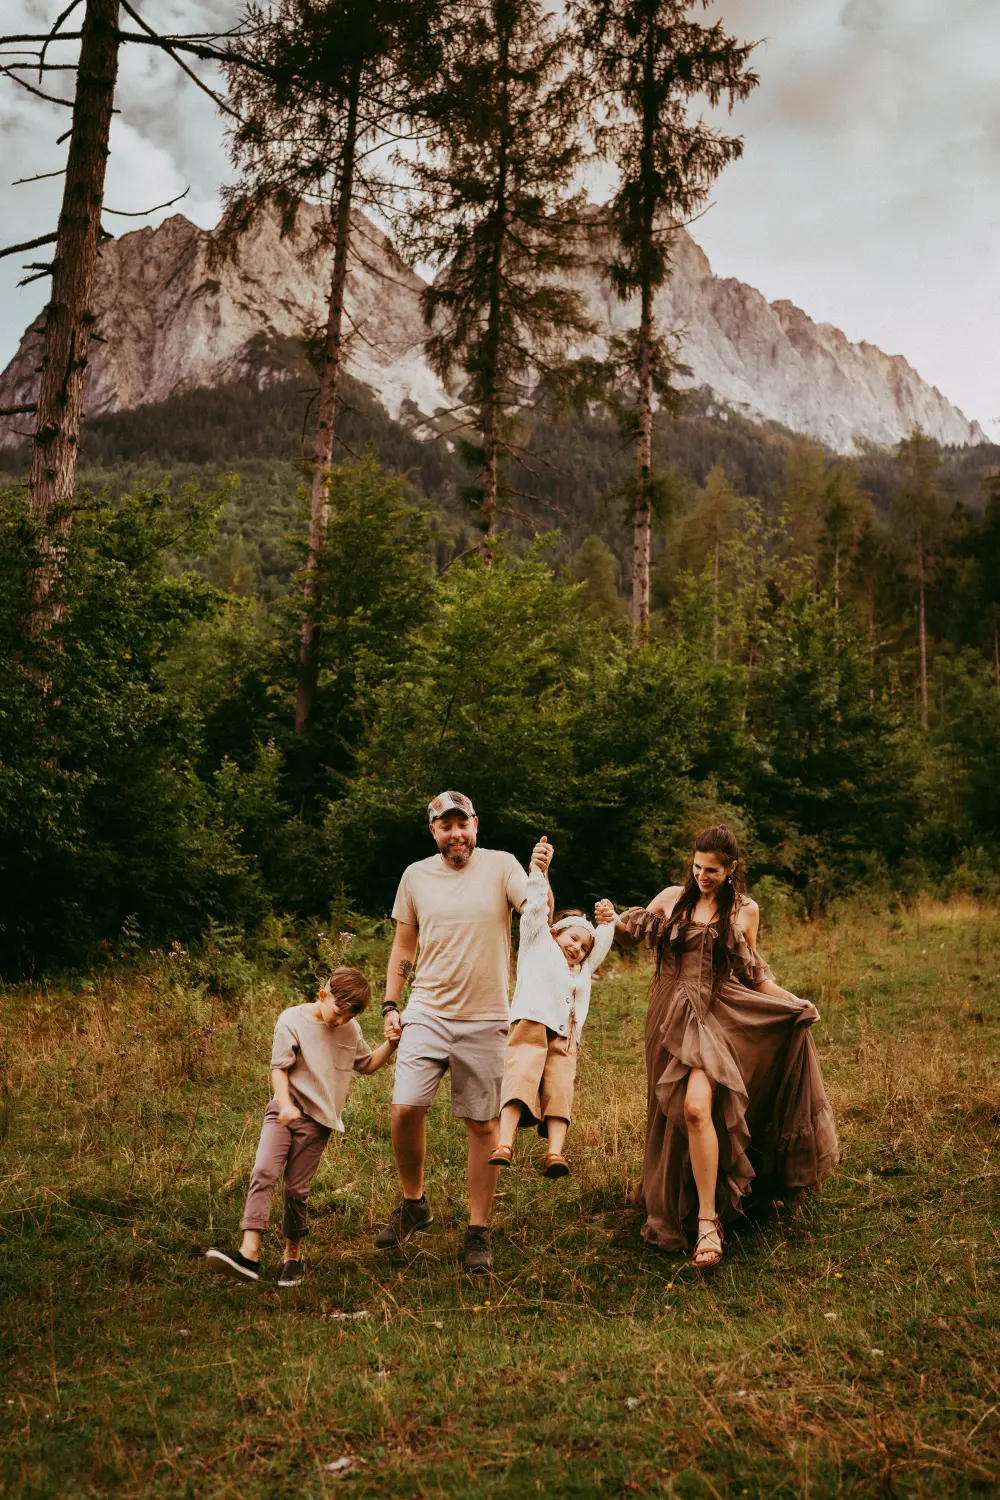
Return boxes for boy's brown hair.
[327,966,372,1015]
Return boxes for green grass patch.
[2,899,1000,1496]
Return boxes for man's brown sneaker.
[374,1196,433,1250]
[462,1224,494,1274]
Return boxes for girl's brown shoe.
[488,1143,514,1167]
[543,1153,570,1179]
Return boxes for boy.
[206,966,397,1286]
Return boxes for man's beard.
[443,838,475,868]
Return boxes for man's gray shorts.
[392,1006,508,1121]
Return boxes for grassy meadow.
[2,898,999,1498]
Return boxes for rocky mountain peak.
[0,198,985,454]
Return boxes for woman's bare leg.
[545,1117,569,1155]
[683,1068,721,1254]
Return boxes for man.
[376,790,553,1272]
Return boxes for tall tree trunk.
[29,0,121,531]
[916,526,928,730]
[294,63,361,739]
[479,0,510,550]
[712,536,719,662]
[631,20,657,640]
[481,383,500,542]
[994,617,999,694]
[632,278,654,637]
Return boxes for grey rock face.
[0,199,984,453]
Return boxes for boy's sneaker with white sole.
[205,1247,260,1282]
[277,1259,304,1287]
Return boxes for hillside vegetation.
[1,378,999,975]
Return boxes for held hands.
[594,899,616,926]
[530,834,554,873]
[277,1102,302,1126]
[383,1009,403,1043]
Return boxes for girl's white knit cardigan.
[509,868,617,1047]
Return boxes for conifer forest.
[0,1,997,978]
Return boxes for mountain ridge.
[0,199,985,455]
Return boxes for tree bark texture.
[294,64,361,738]
[479,3,510,549]
[29,0,121,527]
[712,537,719,663]
[631,20,657,639]
[631,280,654,636]
[916,525,928,730]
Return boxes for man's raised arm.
[382,920,418,1041]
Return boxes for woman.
[602,826,838,1267]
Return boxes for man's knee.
[392,1103,428,1131]
[464,1116,498,1139]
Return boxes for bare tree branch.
[13,169,66,185]
[103,185,189,217]
[0,231,58,261]
[39,0,84,76]
[0,65,73,105]
[116,3,241,118]
[0,404,38,417]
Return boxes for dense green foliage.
[1,392,999,976]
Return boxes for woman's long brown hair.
[656,826,745,987]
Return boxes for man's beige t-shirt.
[391,848,530,1021]
[270,1006,373,1131]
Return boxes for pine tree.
[222,0,442,736]
[574,0,757,636]
[819,463,872,621]
[404,0,592,543]
[0,3,279,565]
[893,427,949,730]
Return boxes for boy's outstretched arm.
[382,920,418,1040]
[355,1035,400,1076]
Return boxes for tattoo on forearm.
[397,958,414,982]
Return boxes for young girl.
[489,840,616,1177]
[614,825,839,1268]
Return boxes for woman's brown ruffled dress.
[619,907,839,1252]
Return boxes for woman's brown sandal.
[691,1216,724,1269]
[543,1153,570,1179]
[488,1144,514,1168]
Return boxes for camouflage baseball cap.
[427,790,476,822]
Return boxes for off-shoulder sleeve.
[615,906,672,949]
[730,927,775,987]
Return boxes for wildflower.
[834,1273,843,1280]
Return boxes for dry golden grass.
[2,898,999,1497]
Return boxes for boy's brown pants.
[240,1099,331,1241]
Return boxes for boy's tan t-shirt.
[391,847,530,1021]
[270,1006,373,1131]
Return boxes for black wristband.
[381,1000,400,1016]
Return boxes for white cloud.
[696,0,1000,437]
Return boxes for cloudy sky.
[2,0,998,437]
